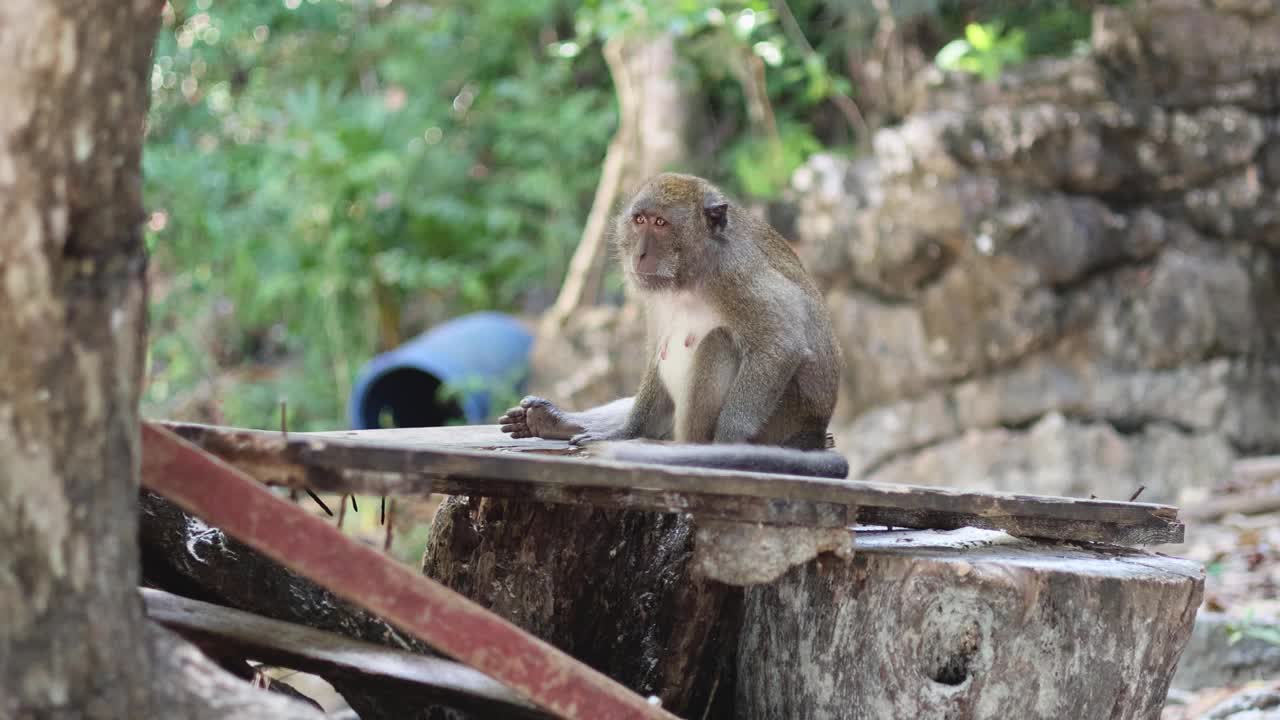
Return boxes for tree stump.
[739,528,1203,720]
[423,496,737,716]
[425,497,1201,720]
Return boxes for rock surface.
[1172,611,1280,692]
[532,0,1280,504]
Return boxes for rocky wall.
[534,0,1280,504]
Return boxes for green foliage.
[145,0,1117,432]
[935,3,1103,79]
[935,22,1027,80]
[393,519,433,566]
[729,122,822,197]
[1227,612,1280,647]
[145,0,615,430]
[574,0,848,198]
[989,2,1102,58]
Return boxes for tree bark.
[530,33,699,410]
[540,32,692,332]
[738,528,1203,720]
[423,495,739,718]
[0,3,157,716]
[424,507,1201,719]
[0,4,315,717]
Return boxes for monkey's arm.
[569,397,635,433]
[499,396,634,440]
[712,348,804,444]
[570,362,672,444]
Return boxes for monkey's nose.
[635,253,655,274]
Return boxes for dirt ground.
[1162,463,1280,719]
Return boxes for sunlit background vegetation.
[142,0,1111,433]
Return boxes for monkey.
[499,173,847,479]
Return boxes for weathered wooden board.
[428,476,855,528]
[140,423,679,720]
[142,588,549,719]
[139,489,451,720]
[1234,455,1280,485]
[312,426,836,451]
[312,425,583,452]
[155,421,1184,545]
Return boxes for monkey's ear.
[703,200,729,233]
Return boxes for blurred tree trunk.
[530,33,699,410]
[0,4,319,717]
[0,2,157,715]
[540,32,692,333]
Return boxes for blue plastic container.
[347,311,533,429]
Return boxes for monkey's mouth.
[630,271,677,290]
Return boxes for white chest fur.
[649,292,725,409]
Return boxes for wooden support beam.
[140,423,679,720]
[1234,456,1280,485]
[154,421,1184,546]
[143,588,549,719]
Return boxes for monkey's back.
[718,212,842,448]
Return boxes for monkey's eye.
[654,217,667,227]
[633,214,645,225]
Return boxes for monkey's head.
[614,173,730,292]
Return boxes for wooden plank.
[311,425,582,453]
[155,421,1184,545]
[857,507,1175,546]
[1234,456,1280,485]
[1182,491,1280,522]
[314,425,837,450]
[429,476,854,528]
[142,588,549,719]
[140,423,680,720]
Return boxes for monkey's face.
[616,175,730,292]
[620,206,687,291]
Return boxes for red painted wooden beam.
[140,422,679,720]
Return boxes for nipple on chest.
[659,333,698,361]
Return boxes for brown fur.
[575,173,841,452]
[500,173,846,476]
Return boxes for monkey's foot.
[498,396,583,441]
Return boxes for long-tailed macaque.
[500,173,847,478]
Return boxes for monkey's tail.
[598,442,849,479]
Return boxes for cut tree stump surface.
[157,421,1185,546]
[739,527,1204,720]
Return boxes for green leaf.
[935,38,972,70]
[965,22,993,52]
